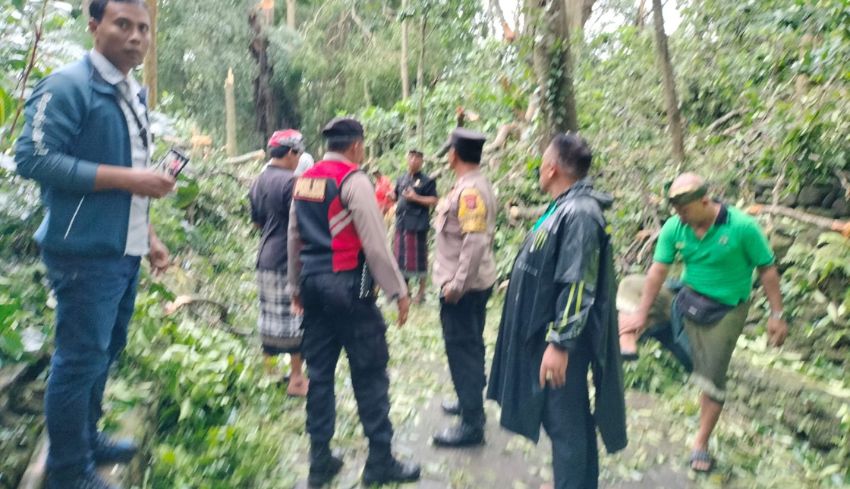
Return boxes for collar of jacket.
[455,168,481,185]
[555,177,593,202]
[555,177,614,210]
[322,151,355,165]
[83,54,120,98]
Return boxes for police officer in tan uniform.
[432,128,497,447]
[288,117,420,487]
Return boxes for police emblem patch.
[458,188,486,233]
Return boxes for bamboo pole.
[143,0,158,109]
[224,68,237,157]
[416,14,427,149]
[286,0,296,29]
[400,0,410,100]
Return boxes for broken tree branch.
[349,6,373,42]
[746,204,850,238]
[5,0,48,149]
[164,295,252,336]
[508,204,547,222]
[434,107,466,158]
[705,109,742,134]
[720,121,744,137]
[225,149,266,165]
[483,122,520,153]
[488,0,515,42]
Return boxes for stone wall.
[754,179,850,218]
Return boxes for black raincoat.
[487,179,628,453]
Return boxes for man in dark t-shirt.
[249,129,308,397]
[390,149,438,303]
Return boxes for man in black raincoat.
[487,133,627,489]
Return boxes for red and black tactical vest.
[293,160,365,276]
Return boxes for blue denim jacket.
[15,54,141,257]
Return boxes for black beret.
[321,117,364,139]
[450,128,486,163]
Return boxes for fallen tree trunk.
[727,351,850,452]
[746,204,850,238]
[483,122,520,153]
[1,354,48,489]
[225,150,266,165]
[16,432,47,489]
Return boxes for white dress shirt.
[90,49,151,257]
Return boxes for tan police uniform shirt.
[288,152,408,299]
[433,169,497,295]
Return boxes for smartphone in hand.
[156,148,190,178]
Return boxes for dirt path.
[281,301,835,488]
[291,303,706,489]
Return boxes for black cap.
[321,117,364,139]
[450,128,486,163]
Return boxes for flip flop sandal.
[689,449,714,473]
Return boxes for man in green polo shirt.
[618,172,788,473]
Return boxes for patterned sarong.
[257,269,302,354]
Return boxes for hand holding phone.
[156,147,190,178]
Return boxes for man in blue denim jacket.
[14,1,174,488]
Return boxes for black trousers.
[439,287,492,427]
[542,342,598,489]
[301,273,393,450]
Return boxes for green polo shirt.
[654,205,775,306]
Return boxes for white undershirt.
[90,49,150,256]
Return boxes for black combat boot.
[308,443,343,487]
[362,444,420,486]
[92,432,138,465]
[432,421,485,447]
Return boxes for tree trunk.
[286,0,296,29]
[651,0,685,166]
[225,68,237,157]
[249,10,278,148]
[529,0,578,140]
[635,0,647,28]
[143,0,158,109]
[565,0,596,41]
[400,0,410,100]
[416,14,427,148]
